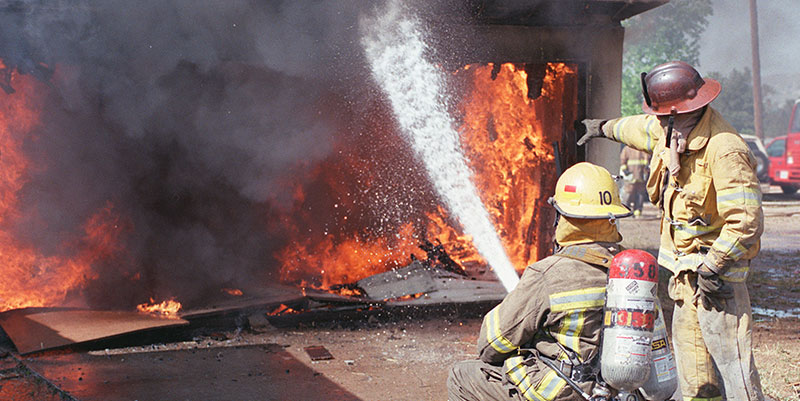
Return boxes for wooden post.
[749,0,764,140]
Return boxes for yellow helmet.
[550,162,632,219]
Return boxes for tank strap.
[555,246,613,269]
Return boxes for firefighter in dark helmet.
[578,61,764,401]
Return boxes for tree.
[621,2,793,138]
[711,68,756,134]
[620,0,713,116]
[711,67,794,138]
[763,99,794,139]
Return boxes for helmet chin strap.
[667,108,682,176]
[641,72,652,107]
[549,197,562,253]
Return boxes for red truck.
[765,100,800,194]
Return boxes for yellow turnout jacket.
[620,146,650,183]
[477,243,619,401]
[601,107,763,280]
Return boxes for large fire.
[0,64,129,312]
[276,62,577,293]
[0,59,576,311]
[459,63,577,269]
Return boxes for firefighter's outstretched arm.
[578,115,662,154]
[577,119,606,145]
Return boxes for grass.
[753,318,800,401]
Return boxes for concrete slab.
[357,261,437,300]
[385,272,506,306]
[0,309,188,355]
[179,283,305,320]
[24,344,361,401]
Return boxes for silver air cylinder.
[600,250,658,391]
[639,302,678,400]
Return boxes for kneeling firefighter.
[448,162,634,401]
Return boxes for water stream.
[361,2,520,292]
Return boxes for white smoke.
[699,0,800,102]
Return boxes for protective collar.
[684,106,716,151]
[555,216,622,247]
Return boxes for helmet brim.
[552,201,633,219]
[642,78,721,116]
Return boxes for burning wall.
[0,1,626,312]
[252,61,578,294]
[0,1,374,311]
[0,68,127,310]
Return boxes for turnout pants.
[622,181,646,213]
[669,270,764,401]
[447,360,522,401]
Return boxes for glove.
[619,168,633,181]
[694,264,734,311]
[577,119,606,146]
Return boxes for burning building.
[0,0,665,336]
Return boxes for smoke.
[699,0,800,101]
[0,0,407,308]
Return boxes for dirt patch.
[752,318,800,401]
[84,313,797,401]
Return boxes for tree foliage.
[621,1,794,138]
[710,68,755,133]
[620,0,713,116]
[711,68,794,138]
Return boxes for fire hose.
[538,355,662,401]
[537,354,594,400]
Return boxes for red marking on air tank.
[606,309,656,330]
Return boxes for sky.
[699,0,800,102]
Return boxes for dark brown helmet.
[641,61,720,115]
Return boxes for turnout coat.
[602,107,763,279]
[477,243,619,401]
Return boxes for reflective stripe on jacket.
[602,107,763,277]
[477,243,618,400]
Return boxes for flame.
[424,206,484,268]
[222,288,243,296]
[455,63,576,270]
[278,222,422,289]
[334,287,363,297]
[387,292,424,302]
[268,303,298,316]
[274,62,576,293]
[136,297,182,317]
[0,64,130,312]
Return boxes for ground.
[2,184,798,401]
[255,184,799,401]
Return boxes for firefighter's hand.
[577,119,606,146]
[694,265,734,311]
[619,168,633,181]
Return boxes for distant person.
[579,61,764,401]
[447,162,632,401]
[619,145,650,217]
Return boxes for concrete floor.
[22,344,360,401]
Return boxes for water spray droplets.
[361,1,520,292]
